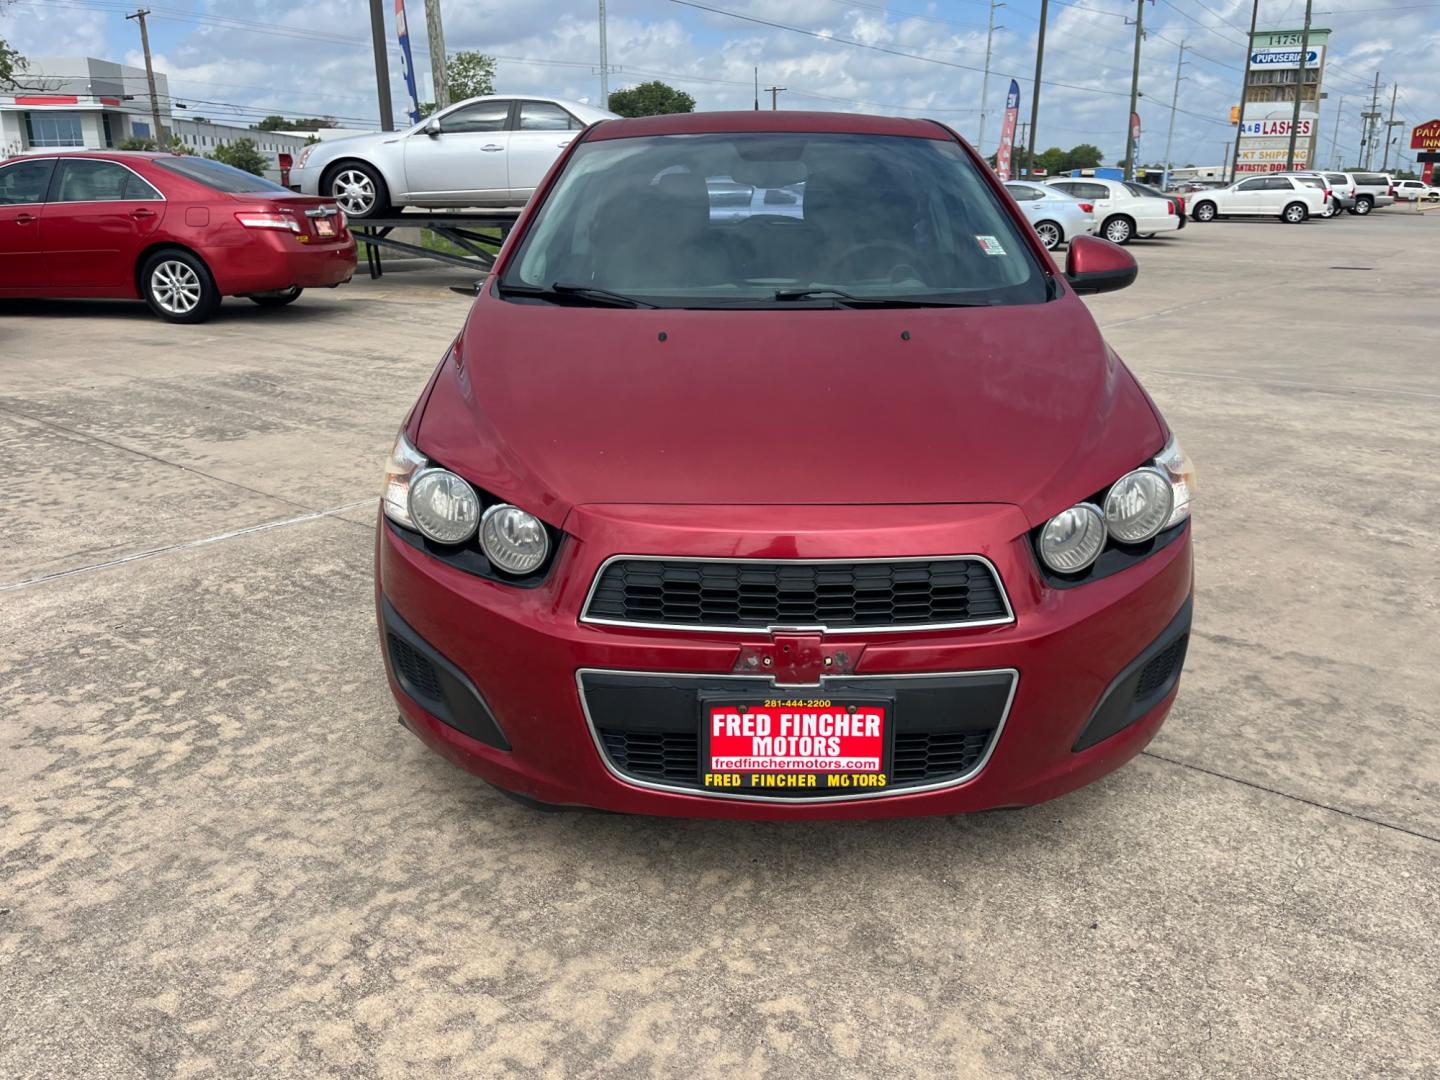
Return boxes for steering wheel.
[828,239,917,281]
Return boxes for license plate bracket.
[699,694,893,794]
[315,218,336,237]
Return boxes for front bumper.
[375,502,1193,819]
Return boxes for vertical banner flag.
[996,80,1021,181]
[1131,111,1142,145]
[395,0,422,125]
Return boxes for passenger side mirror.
[424,117,442,137]
[1064,235,1137,295]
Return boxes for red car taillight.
[235,211,300,234]
[1166,199,1175,214]
[1079,202,1094,213]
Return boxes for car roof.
[6,150,179,162]
[585,110,951,141]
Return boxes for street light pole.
[1123,0,1146,181]
[1283,0,1313,170]
[977,0,1004,153]
[1162,39,1187,189]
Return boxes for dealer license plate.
[315,217,336,237]
[700,697,891,794]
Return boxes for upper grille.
[582,558,1010,632]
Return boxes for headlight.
[1153,434,1195,529]
[382,430,427,529]
[1038,503,1106,574]
[479,504,550,575]
[1103,467,1174,543]
[409,469,481,544]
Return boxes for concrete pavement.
[2,210,1437,1078]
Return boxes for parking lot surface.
[3,212,1438,1078]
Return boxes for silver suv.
[1347,173,1395,216]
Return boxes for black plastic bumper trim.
[380,594,511,751]
[1072,595,1192,752]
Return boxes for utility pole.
[1026,0,1049,170]
[1017,121,1029,171]
[367,0,394,131]
[1380,83,1401,171]
[598,0,609,107]
[753,67,759,111]
[1284,0,1313,169]
[765,86,787,110]
[977,0,1004,152]
[1359,72,1381,169]
[1123,0,1146,181]
[1222,140,1231,177]
[124,10,165,144]
[423,0,448,109]
[1162,39,1187,189]
[1229,0,1259,184]
[1329,95,1344,169]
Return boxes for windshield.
[153,157,289,194]
[501,131,1047,308]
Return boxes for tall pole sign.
[996,81,1021,181]
[1236,26,1329,175]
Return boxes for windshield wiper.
[497,281,656,308]
[772,288,987,308]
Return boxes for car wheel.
[248,286,304,307]
[324,162,390,219]
[1193,201,1216,222]
[1281,202,1308,224]
[1034,220,1062,250]
[1353,196,1373,216]
[1102,215,1134,245]
[141,249,220,324]
[1321,199,1337,218]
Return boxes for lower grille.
[387,633,443,702]
[891,731,992,783]
[1135,635,1187,700]
[599,730,699,783]
[582,557,1011,632]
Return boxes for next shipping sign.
[703,699,889,791]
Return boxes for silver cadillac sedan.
[1002,180,1097,250]
[288,95,617,218]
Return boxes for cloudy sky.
[3,0,1436,170]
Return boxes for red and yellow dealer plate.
[701,697,891,793]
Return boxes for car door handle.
[481,144,505,152]
[14,212,36,225]
[130,208,156,219]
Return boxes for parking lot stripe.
[1143,368,1440,402]
[0,499,374,593]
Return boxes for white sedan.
[289,95,617,218]
[1003,181,1095,250]
[1042,177,1181,244]
[1187,175,1329,224]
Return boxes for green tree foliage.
[254,114,336,132]
[448,51,496,101]
[208,137,268,176]
[116,134,192,154]
[607,80,696,118]
[0,37,21,90]
[1009,143,1107,176]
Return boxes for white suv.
[1393,179,1440,202]
[1188,175,1327,224]
[1346,173,1395,215]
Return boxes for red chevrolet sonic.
[376,112,1195,819]
[0,151,355,322]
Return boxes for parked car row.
[1003,177,1184,248]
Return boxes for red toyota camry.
[0,151,355,322]
[375,112,1195,819]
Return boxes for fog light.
[479,504,550,575]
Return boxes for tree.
[209,137,268,176]
[0,36,21,90]
[253,114,336,132]
[448,51,496,101]
[254,114,288,131]
[608,80,695,118]
[116,134,192,154]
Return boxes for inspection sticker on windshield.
[977,235,1007,256]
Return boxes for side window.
[1005,185,1041,201]
[439,100,511,133]
[518,101,577,131]
[1236,178,1267,191]
[0,158,55,204]
[1048,182,1078,197]
[1263,177,1294,191]
[1080,183,1110,200]
[55,159,150,202]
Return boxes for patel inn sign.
[1412,120,1440,150]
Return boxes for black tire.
[1353,195,1373,216]
[1281,202,1308,224]
[140,248,220,324]
[1101,215,1134,245]
[1193,201,1217,222]
[248,286,304,307]
[322,160,390,219]
[1033,220,1063,250]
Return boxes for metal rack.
[351,210,522,278]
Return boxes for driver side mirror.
[1064,234,1137,295]
[424,117,442,137]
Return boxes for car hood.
[416,290,1165,525]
